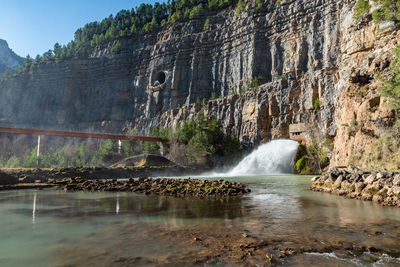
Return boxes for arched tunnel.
[153,70,167,87]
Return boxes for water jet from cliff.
[217,139,299,176]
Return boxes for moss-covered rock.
[54,177,251,198]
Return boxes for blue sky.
[0,0,158,57]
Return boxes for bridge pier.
[159,142,164,156]
[37,135,41,167]
[118,140,122,154]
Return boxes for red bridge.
[0,127,164,142]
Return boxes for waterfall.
[216,139,299,176]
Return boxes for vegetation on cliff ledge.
[380,44,400,109]
[294,138,332,175]
[7,0,239,67]
[348,44,400,171]
[353,0,400,24]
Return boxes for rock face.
[311,169,400,207]
[0,0,399,166]
[0,0,344,136]
[0,39,24,75]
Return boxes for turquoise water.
[1,175,400,266]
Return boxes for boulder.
[393,174,400,186]
[364,174,377,184]
[333,175,343,189]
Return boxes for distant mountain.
[0,39,24,75]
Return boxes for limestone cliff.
[0,0,344,135]
[0,0,399,170]
[0,39,24,75]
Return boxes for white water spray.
[214,139,299,176]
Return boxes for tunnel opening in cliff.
[154,71,166,86]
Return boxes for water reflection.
[3,190,245,223]
[0,176,399,267]
[116,193,119,215]
[32,191,36,224]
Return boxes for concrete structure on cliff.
[0,0,399,168]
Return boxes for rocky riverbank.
[311,169,400,207]
[0,168,250,197]
[53,177,250,197]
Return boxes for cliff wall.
[0,0,345,134]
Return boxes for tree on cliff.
[24,55,33,70]
[380,44,400,109]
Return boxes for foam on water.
[212,139,299,177]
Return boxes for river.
[1,175,400,266]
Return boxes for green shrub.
[144,17,158,32]
[189,4,205,19]
[322,138,334,151]
[353,0,371,21]
[255,0,262,12]
[169,10,182,22]
[22,148,38,168]
[5,156,20,168]
[278,74,286,80]
[247,76,262,89]
[0,69,12,82]
[313,98,320,110]
[379,44,400,108]
[175,111,242,166]
[97,139,119,163]
[347,119,360,137]
[111,40,122,53]
[207,0,219,10]
[203,18,210,32]
[236,0,245,17]
[295,156,307,173]
[372,0,400,24]
[211,92,217,100]
[320,155,330,169]
[275,0,281,6]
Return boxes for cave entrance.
[156,71,166,84]
[149,70,168,92]
[153,70,167,86]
